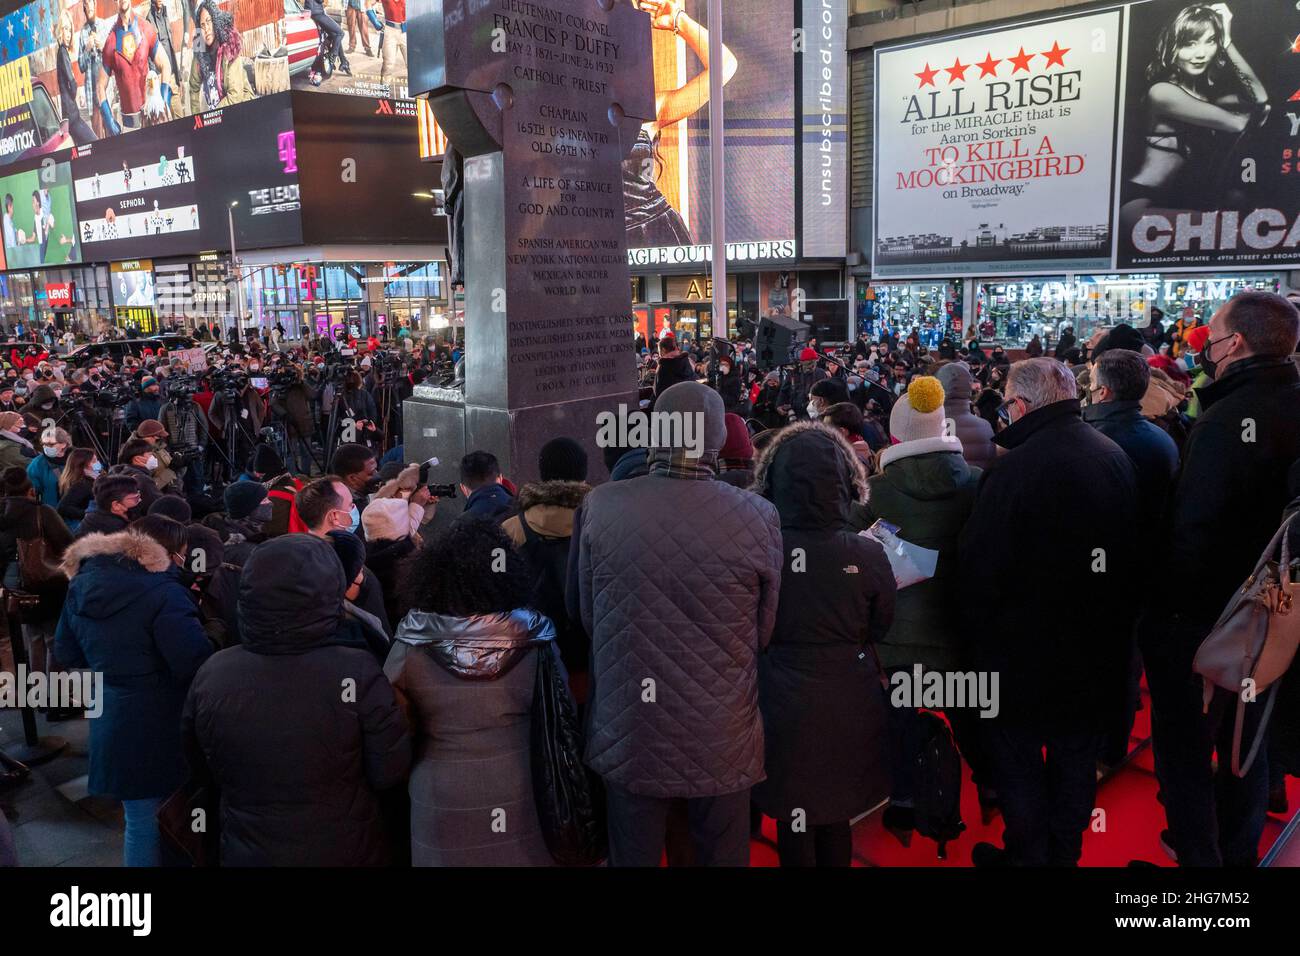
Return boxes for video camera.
[92,381,135,407]
[210,368,249,401]
[165,373,202,399]
[417,459,458,498]
[267,367,298,398]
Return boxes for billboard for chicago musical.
[872,9,1123,279]
[1116,0,1300,270]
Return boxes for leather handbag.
[157,779,220,868]
[530,639,607,866]
[1193,511,1300,777]
[16,507,63,589]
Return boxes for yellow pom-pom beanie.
[889,375,947,443]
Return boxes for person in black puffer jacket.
[181,534,411,866]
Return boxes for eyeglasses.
[996,396,1022,425]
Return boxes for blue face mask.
[348,505,361,534]
[90,461,103,476]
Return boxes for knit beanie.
[224,480,267,520]
[326,529,366,583]
[889,376,947,443]
[538,436,588,482]
[250,444,285,477]
[361,496,418,542]
[650,381,727,455]
[149,494,193,523]
[719,413,754,462]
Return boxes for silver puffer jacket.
[393,608,556,679]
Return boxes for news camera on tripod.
[266,363,320,476]
[206,367,265,485]
[158,372,210,496]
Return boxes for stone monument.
[403,0,654,485]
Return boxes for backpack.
[267,478,308,535]
[911,711,966,859]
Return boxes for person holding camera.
[126,420,181,494]
[207,372,267,480]
[268,363,318,476]
[125,377,164,433]
[159,382,210,496]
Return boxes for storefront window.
[860,280,961,345]
[974,273,1282,349]
[246,261,450,339]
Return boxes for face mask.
[145,454,159,472]
[89,461,103,476]
[348,504,361,534]
[806,401,822,419]
[43,446,60,458]
[719,364,731,375]
[1198,334,1233,380]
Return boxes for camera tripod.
[210,391,260,485]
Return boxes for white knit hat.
[889,376,947,444]
[361,497,421,542]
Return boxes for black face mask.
[1198,333,1234,381]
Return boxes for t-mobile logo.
[278,131,298,174]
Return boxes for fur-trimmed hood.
[61,531,172,579]
[752,421,868,531]
[516,480,590,512]
[501,480,591,544]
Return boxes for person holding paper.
[849,376,988,842]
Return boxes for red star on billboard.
[975,52,1001,78]
[915,62,939,87]
[945,58,970,83]
[1008,46,1035,73]
[1041,41,1070,69]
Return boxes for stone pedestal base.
[403,390,638,486]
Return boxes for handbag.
[1192,511,1300,777]
[156,779,221,867]
[16,507,64,589]
[530,638,607,866]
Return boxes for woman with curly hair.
[186,0,253,114]
[386,517,563,866]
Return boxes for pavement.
[0,709,123,867]
[0,635,123,867]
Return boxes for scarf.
[647,447,717,480]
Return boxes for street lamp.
[228,200,243,338]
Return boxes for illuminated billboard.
[0,159,81,267]
[623,0,797,268]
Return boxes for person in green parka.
[850,376,993,842]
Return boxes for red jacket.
[10,349,48,370]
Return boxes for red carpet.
[747,687,1300,867]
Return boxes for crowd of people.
[0,289,1298,869]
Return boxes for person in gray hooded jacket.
[935,361,998,471]
[577,381,784,866]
